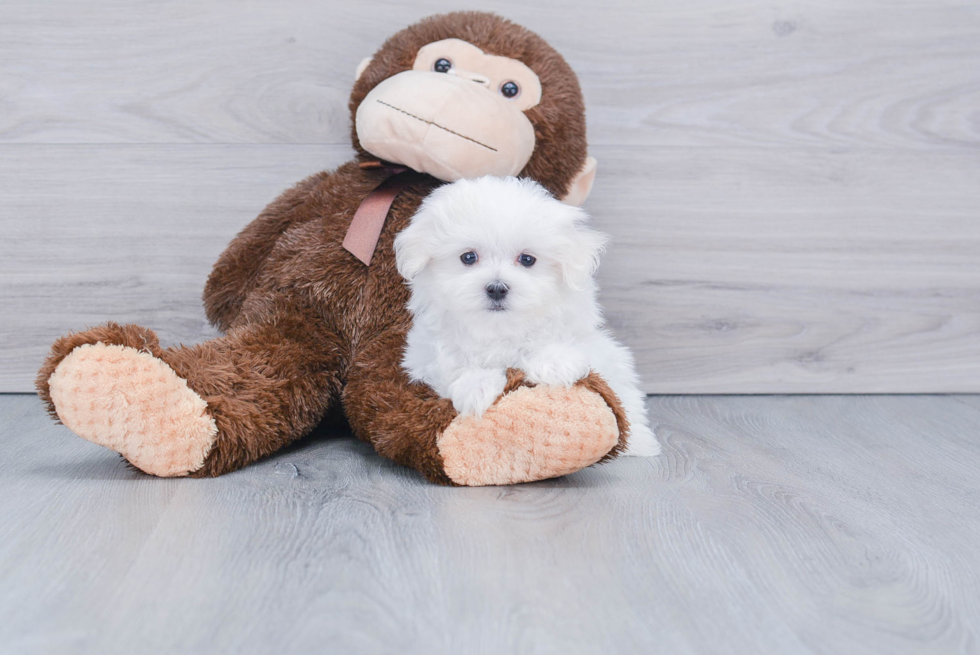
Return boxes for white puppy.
[394,176,660,457]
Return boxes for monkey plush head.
[349,11,597,206]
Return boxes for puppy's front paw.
[449,369,508,417]
[524,344,590,387]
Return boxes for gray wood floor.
[2,393,979,654]
[3,0,979,393]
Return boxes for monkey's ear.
[561,156,598,207]
[355,57,373,82]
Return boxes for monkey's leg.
[342,334,628,486]
[37,303,343,477]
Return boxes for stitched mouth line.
[375,100,498,152]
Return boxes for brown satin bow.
[342,161,415,266]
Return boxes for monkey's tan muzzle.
[355,70,536,182]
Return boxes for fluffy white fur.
[394,176,660,457]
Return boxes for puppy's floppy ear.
[557,208,609,290]
[393,217,432,281]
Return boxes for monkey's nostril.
[485,282,509,301]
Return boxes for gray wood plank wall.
[2,0,978,393]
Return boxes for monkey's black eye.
[460,251,478,265]
[434,58,452,73]
[500,81,520,98]
[518,253,536,267]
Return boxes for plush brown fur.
[36,12,625,484]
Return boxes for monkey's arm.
[202,165,358,331]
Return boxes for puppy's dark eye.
[518,253,536,267]
[500,81,520,98]
[434,58,452,73]
[460,251,478,265]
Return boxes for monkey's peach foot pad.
[437,384,619,486]
[47,343,217,477]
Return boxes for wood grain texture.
[0,145,352,391]
[1,0,977,149]
[2,145,977,392]
[2,393,979,654]
[593,147,980,393]
[2,0,979,392]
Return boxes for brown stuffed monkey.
[36,11,630,486]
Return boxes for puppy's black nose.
[485,281,509,302]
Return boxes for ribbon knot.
[342,163,413,266]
